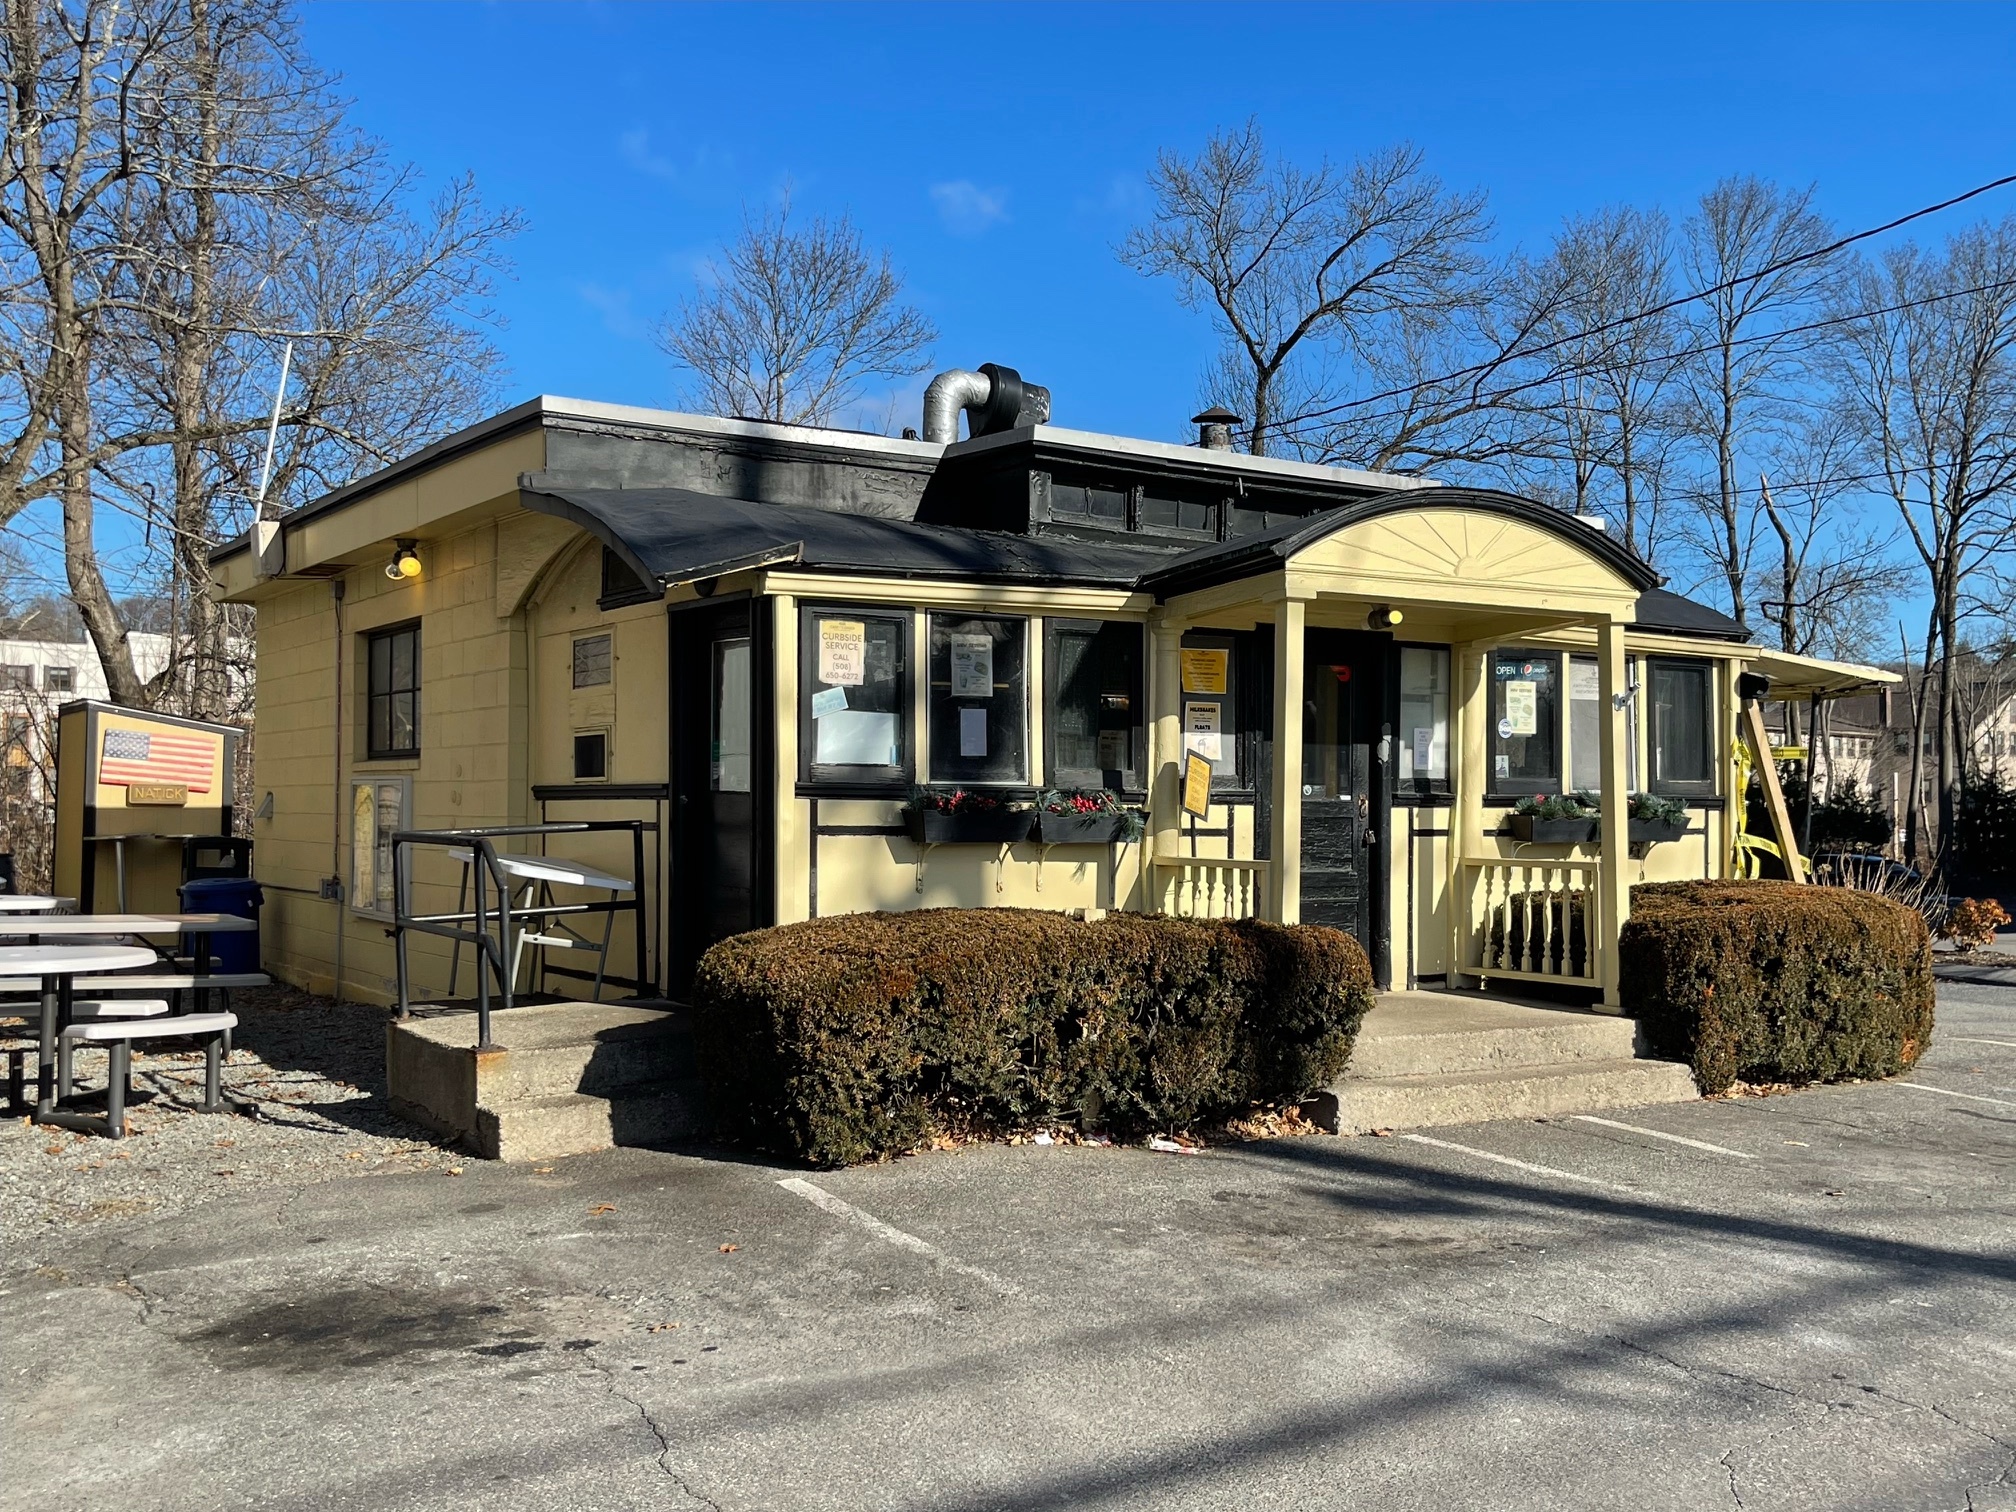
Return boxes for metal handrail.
[387,820,655,1050]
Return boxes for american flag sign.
[100,727,217,793]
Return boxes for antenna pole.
[254,338,293,519]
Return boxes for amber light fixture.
[385,540,422,580]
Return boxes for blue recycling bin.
[178,876,264,974]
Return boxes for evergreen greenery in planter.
[902,788,1029,844]
[1033,788,1145,844]
[1507,793,1600,843]
[1628,792,1689,843]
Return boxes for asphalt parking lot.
[4,980,2014,1512]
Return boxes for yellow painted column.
[1147,612,1186,913]
[770,592,808,924]
[1270,596,1305,923]
[1596,616,1631,1011]
[1447,641,1488,986]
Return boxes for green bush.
[691,908,1375,1167]
[1621,879,1934,1095]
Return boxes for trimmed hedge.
[691,908,1375,1167]
[1620,879,1934,1095]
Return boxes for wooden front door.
[1300,630,1391,981]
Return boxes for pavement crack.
[1719,1449,1744,1507]
[579,1347,721,1509]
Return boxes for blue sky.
[298,1,2016,447]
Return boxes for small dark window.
[0,665,31,690]
[1138,486,1222,537]
[1648,658,1714,794]
[800,606,910,786]
[1049,478,1128,523]
[1490,650,1560,795]
[928,614,1027,784]
[573,731,608,780]
[1046,620,1143,791]
[43,665,72,693]
[600,546,652,604]
[572,634,612,688]
[366,624,420,759]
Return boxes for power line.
[1266,273,2016,445]
[1253,169,2016,439]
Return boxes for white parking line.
[1570,1115,1753,1157]
[778,1177,1020,1294]
[1398,1133,1636,1192]
[1945,1036,2016,1049]
[1891,1082,2016,1110]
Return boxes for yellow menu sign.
[1181,752,1214,818]
[1180,648,1228,695]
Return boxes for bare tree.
[657,200,936,429]
[1826,219,2016,863]
[0,0,520,713]
[1120,120,1507,461]
[1671,177,1841,631]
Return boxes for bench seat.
[53,1011,237,1138]
[68,972,268,991]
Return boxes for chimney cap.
[1192,406,1243,425]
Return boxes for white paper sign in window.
[818,619,865,687]
[1504,681,1539,736]
[1184,700,1223,762]
[949,634,994,699]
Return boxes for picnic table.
[0,895,73,913]
[444,848,634,1000]
[0,942,156,1123]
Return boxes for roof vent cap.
[1192,407,1241,451]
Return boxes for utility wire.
[1265,273,2016,444]
[1251,169,2016,439]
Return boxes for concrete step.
[478,1029,692,1101]
[1311,1057,1699,1135]
[1347,1013,1641,1078]
[476,1089,701,1163]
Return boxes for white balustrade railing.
[1461,858,1603,986]
[1153,858,1268,920]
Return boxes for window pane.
[44,666,71,692]
[1651,661,1711,786]
[807,612,905,772]
[390,692,417,753]
[713,639,752,792]
[369,695,390,757]
[1397,647,1449,785]
[929,614,1027,784]
[390,630,415,693]
[1492,651,1559,792]
[573,732,607,780]
[1050,622,1140,788]
[573,634,612,688]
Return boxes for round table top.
[0,895,73,913]
[0,944,156,976]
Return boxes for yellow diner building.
[209,383,1890,1012]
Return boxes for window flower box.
[1033,811,1135,845]
[1506,814,1601,844]
[1628,816,1689,844]
[903,790,1028,845]
[1032,789,1144,846]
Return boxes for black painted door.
[1300,632,1387,971]
[672,604,758,983]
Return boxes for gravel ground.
[1,983,460,1244]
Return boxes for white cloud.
[619,127,679,181]
[930,180,1011,236]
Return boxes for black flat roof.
[525,485,1168,590]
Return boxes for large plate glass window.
[1647,657,1715,794]
[799,607,908,786]
[366,623,420,759]
[1490,650,1559,794]
[928,614,1027,784]
[1396,646,1451,794]
[1567,655,1639,794]
[1046,620,1143,791]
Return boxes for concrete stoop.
[1311,990,1700,1135]
[387,1002,705,1161]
